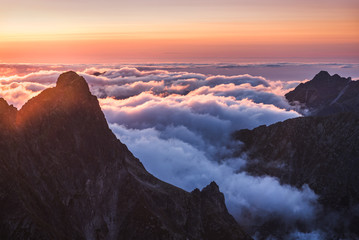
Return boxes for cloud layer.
[1,63,340,239]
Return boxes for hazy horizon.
[1,0,358,63]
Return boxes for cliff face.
[285,71,359,116]
[0,71,251,240]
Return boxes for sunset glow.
[1,0,358,63]
[1,1,359,238]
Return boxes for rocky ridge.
[233,71,359,238]
[0,71,251,240]
[285,71,359,116]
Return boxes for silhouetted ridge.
[0,98,16,114]
[203,181,220,192]
[0,71,251,240]
[285,71,357,116]
[312,70,331,80]
[56,71,90,93]
[0,98,17,127]
[0,98,10,111]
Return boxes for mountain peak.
[1,71,250,240]
[203,181,220,193]
[314,70,330,79]
[312,71,348,84]
[16,71,101,130]
[0,98,11,112]
[285,71,356,116]
[0,98,17,126]
[316,70,330,77]
[56,71,90,93]
[201,181,226,211]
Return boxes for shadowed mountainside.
[234,113,359,209]
[234,113,359,238]
[285,71,359,116]
[233,72,359,239]
[0,71,251,240]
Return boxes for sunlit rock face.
[285,71,359,116]
[0,71,251,240]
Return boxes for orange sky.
[1,0,358,63]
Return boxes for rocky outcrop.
[0,71,251,240]
[285,71,359,116]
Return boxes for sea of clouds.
[1,62,358,239]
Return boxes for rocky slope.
[285,71,359,116]
[234,113,359,208]
[231,71,359,238]
[228,71,359,239]
[0,71,251,240]
[233,111,359,238]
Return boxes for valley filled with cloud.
[1,63,358,239]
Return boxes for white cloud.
[1,63,321,238]
[110,124,319,234]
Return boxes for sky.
[1,0,358,63]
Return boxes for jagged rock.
[285,71,359,116]
[0,71,251,240]
[0,98,17,127]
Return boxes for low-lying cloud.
[0,63,333,239]
[110,124,319,238]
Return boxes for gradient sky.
[1,0,358,63]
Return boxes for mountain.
[0,71,251,240]
[234,113,359,208]
[285,71,359,116]
[233,71,359,238]
[234,113,359,238]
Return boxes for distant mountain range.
[234,71,359,239]
[0,72,251,240]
